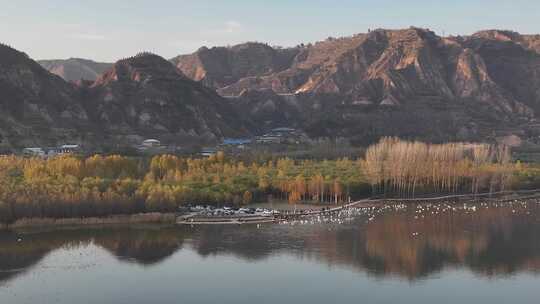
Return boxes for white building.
[58,144,80,154]
[142,139,161,148]
[22,148,45,157]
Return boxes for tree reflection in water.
[0,200,539,285]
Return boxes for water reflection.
[0,227,186,284]
[1,200,539,286]
[361,202,540,279]
[96,228,186,265]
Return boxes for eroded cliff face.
[471,30,540,54]
[461,30,540,114]
[171,27,540,144]
[177,28,539,119]
[171,42,300,90]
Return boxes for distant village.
[19,127,309,158]
[201,127,308,157]
[22,145,81,158]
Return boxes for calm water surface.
[1,200,540,304]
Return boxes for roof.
[271,127,295,132]
[257,136,282,140]
[352,99,373,105]
[60,144,80,149]
[143,139,160,143]
[222,138,252,145]
[201,147,217,152]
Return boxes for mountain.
[0,43,91,149]
[460,30,540,114]
[171,42,300,90]
[0,45,250,150]
[227,89,304,130]
[38,58,112,82]
[175,28,540,143]
[2,27,540,150]
[471,30,540,54]
[81,52,250,145]
[175,28,536,115]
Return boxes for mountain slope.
[0,46,251,150]
[175,28,540,143]
[176,28,537,118]
[459,30,540,114]
[0,43,91,148]
[171,42,300,90]
[38,58,112,82]
[2,27,540,149]
[84,52,250,144]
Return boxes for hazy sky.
[1,0,538,62]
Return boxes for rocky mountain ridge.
[0,47,250,150]
[84,52,250,144]
[172,28,540,144]
[176,28,538,119]
[2,27,540,150]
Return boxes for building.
[137,138,167,154]
[22,144,81,158]
[142,139,161,148]
[57,144,80,154]
[271,127,296,134]
[23,147,45,157]
[222,138,252,146]
[221,138,252,150]
[256,135,282,144]
[200,147,218,157]
[255,127,302,145]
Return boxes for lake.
[1,199,540,304]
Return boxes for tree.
[242,191,253,205]
[333,179,343,204]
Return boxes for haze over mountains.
[2,27,540,150]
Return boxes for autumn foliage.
[0,153,366,224]
[0,138,529,225]
[360,138,514,196]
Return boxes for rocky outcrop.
[177,28,539,121]
[471,30,540,54]
[459,30,540,114]
[170,27,540,143]
[38,58,112,82]
[171,42,300,90]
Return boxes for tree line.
[360,138,515,197]
[1,137,536,225]
[0,153,367,224]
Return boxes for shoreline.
[2,213,176,231]
[4,189,540,230]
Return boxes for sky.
[1,0,539,62]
